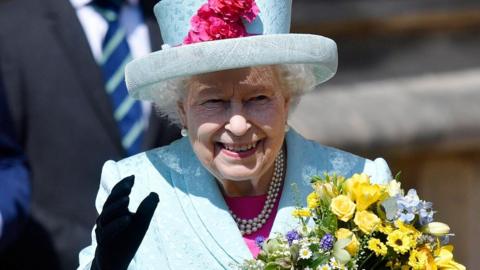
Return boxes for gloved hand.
[91,175,159,270]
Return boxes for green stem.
[358,252,374,269]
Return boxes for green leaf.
[311,254,330,268]
[394,171,402,181]
[265,262,281,270]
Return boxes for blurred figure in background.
[0,69,35,265]
[0,0,179,268]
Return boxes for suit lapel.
[45,0,124,154]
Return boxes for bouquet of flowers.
[239,173,465,270]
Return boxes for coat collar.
[173,137,252,266]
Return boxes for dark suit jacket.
[0,65,31,252]
[0,0,180,268]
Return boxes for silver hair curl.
[151,64,316,127]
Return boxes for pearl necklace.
[229,149,285,236]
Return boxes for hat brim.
[125,34,337,101]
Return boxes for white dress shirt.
[70,0,152,126]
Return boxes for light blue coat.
[78,129,391,269]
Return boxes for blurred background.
[289,0,480,268]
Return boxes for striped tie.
[96,5,144,156]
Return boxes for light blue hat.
[125,0,338,101]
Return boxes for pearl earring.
[284,124,290,132]
[181,128,188,137]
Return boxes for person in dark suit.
[0,66,30,253]
[0,0,180,268]
[0,72,59,269]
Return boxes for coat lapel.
[270,130,314,235]
[171,138,252,266]
[45,0,124,154]
[270,129,367,235]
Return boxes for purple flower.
[319,233,334,251]
[286,230,301,245]
[255,236,265,248]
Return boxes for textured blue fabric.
[97,5,143,156]
[78,129,392,269]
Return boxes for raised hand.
[91,175,159,270]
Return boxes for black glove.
[91,175,159,270]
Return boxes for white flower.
[386,180,402,197]
[299,247,312,260]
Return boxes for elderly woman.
[78,0,391,269]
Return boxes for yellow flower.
[335,228,360,256]
[386,260,403,269]
[307,192,320,209]
[396,220,421,243]
[344,173,370,200]
[409,249,429,270]
[368,238,388,256]
[387,230,414,254]
[313,182,336,201]
[330,195,356,222]
[377,222,394,235]
[292,208,311,217]
[434,246,466,270]
[353,182,383,211]
[354,210,380,234]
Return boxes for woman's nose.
[225,114,251,136]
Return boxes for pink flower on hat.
[183,4,248,44]
[208,0,260,23]
[183,0,259,45]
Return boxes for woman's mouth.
[217,141,260,158]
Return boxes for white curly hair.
[151,64,316,127]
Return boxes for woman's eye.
[249,95,269,102]
[201,99,225,108]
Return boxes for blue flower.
[440,235,450,245]
[396,189,421,223]
[399,189,421,209]
[319,233,334,251]
[397,205,415,223]
[418,201,435,225]
[285,230,301,245]
[255,236,265,248]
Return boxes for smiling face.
[178,66,290,194]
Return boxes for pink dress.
[223,189,283,257]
